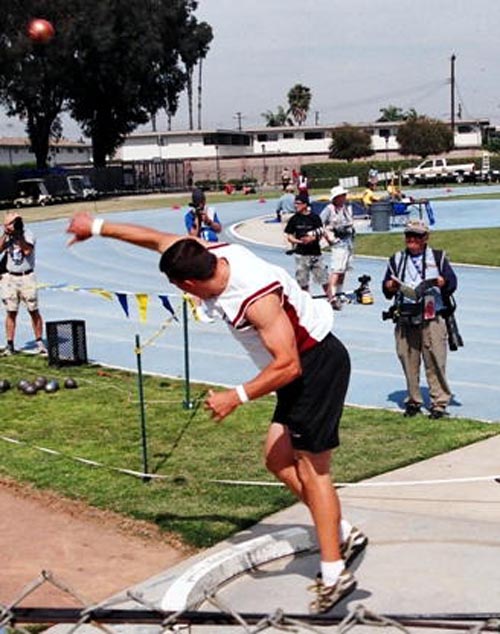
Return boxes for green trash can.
[370,201,392,232]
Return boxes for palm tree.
[195,22,213,130]
[179,20,213,130]
[378,104,419,122]
[261,106,292,127]
[287,84,311,126]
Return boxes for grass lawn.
[0,355,497,549]
[355,227,500,267]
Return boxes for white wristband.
[91,218,104,236]
[235,384,249,403]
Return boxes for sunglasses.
[405,232,426,239]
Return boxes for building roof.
[0,136,90,148]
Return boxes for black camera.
[334,226,354,239]
[307,228,324,240]
[445,313,464,351]
[382,305,396,321]
[358,274,371,286]
[12,216,24,238]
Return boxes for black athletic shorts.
[273,333,351,453]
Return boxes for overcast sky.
[1,0,499,138]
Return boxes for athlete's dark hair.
[159,238,217,282]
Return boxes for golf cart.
[66,175,98,200]
[14,179,52,208]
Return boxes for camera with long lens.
[445,313,463,351]
[307,228,324,240]
[382,305,397,321]
[12,216,24,238]
[441,293,464,351]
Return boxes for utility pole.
[234,112,243,131]
[314,111,320,125]
[450,53,456,145]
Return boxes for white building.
[0,136,92,167]
[117,119,487,163]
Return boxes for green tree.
[178,18,213,130]
[0,0,210,168]
[287,84,311,126]
[329,125,374,162]
[484,137,500,155]
[397,115,453,158]
[66,0,196,166]
[194,22,213,130]
[261,106,292,127]
[378,105,419,122]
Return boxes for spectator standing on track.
[0,211,46,356]
[67,210,368,614]
[297,169,309,197]
[382,219,457,419]
[320,186,355,310]
[184,188,221,242]
[275,184,296,222]
[281,167,291,191]
[284,193,329,298]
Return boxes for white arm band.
[91,218,104,236]
[235,384,249,403]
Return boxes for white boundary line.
[2,434,500,488]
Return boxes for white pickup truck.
[401,158,477,185]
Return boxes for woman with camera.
[0,211,46,356]
[382,219,457,419]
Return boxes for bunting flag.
[135,293,149,323]
[116,292,130,318]
[183,293,200,321]
[158,294,178,320]
[36,283,188,324]
[88,288,114,301]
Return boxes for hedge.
[306,155,500,190]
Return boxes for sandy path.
[0,479,192,608]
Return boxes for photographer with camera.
[184,188,222,243]
[284,192,329,298]
[0,211,46,356]
[320,186,355,310]
[382,219,458,419]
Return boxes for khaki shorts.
[2,272,39,312]
[329,241,354,274]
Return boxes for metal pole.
[182,298,193,409]
[135,334,150,481]
[450,53,456,145]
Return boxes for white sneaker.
[36,341,48,356]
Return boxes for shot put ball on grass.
[22,383,37,396]
[45,379,60,393]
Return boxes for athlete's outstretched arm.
[67,211,205,253]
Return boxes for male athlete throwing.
[67,212,367,613]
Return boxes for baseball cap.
[294,192,309,205]
[404,219,429,235]
[329,185,348,200]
